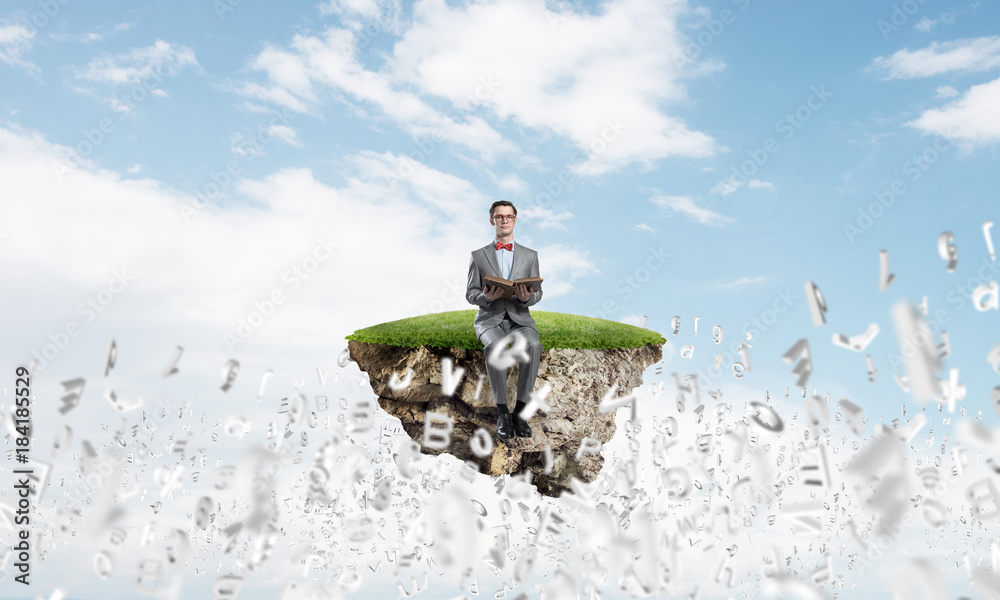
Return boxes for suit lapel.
[511,241,525,280]
[483,243,501,277]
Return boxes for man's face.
[491,207,516,237]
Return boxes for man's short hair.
[489,200,517,218]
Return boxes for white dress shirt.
[494,238,514,279]
[492,238,527,306]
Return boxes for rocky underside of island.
[347,339,662,497]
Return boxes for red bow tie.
[496,241,512,251]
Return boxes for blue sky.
[2,0,1000,598]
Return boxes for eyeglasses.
[493,214,516,222]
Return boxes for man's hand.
[515,283,534,302]
[484,285,505,302]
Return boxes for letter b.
[210,170,231,188]
[874,188,895,207]
[254,298,275,317]
[417,138,436,157]
[855,207,873,229]
[48,330,70,349]
[544,180,563,198]
[748,146,768,166]
[40,0,60,16]
[82,127,104,147]
[684,42,703,59]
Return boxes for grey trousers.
[479,316,543,406]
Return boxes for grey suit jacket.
[466,241,542,341]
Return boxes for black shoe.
[512,414,532,438]
[497,410,514,441]
[512,402,532,438]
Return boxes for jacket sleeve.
[467,252,494,308]
[518,252,543,308]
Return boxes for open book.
[483,275,543,299]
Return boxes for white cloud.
[267,125,303,147]
[77,39,198,85]
[0,125,510,365]
[0,125,533,494]
[836,170,856,194]
[348,150,490,220]
[711,176,743,196]
[0,22,38,75]
[51,23,133,43]
[391,0,719,174]
[714,276,765,290]
[868,36,1000,79]
[320,0,400,25]
[493,172,528,197]
[939,10,958,25]
[0,23,30,45]
[935,85,959,98]
[244,44,317,106]
[528,243,600,299]
[237,81,316,116]
[319,0,406,39]
[519,206,573,231]
[238,28,516,163]
[914,16,937,32]
[620,314,646,327]
[230,124,302,157]
[230,130,264,158]
[907,76,1000,146]
[633,223,657,233]
[240,101,276,114]
[710,177,772,196]
[108,97,134,117]
[651,194,733,226]
[241,0,720,174]
[52,31,103,43]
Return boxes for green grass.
[346,310,666,350]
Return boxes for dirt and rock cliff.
[347,339,662,496]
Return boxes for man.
[466,201,543,442]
